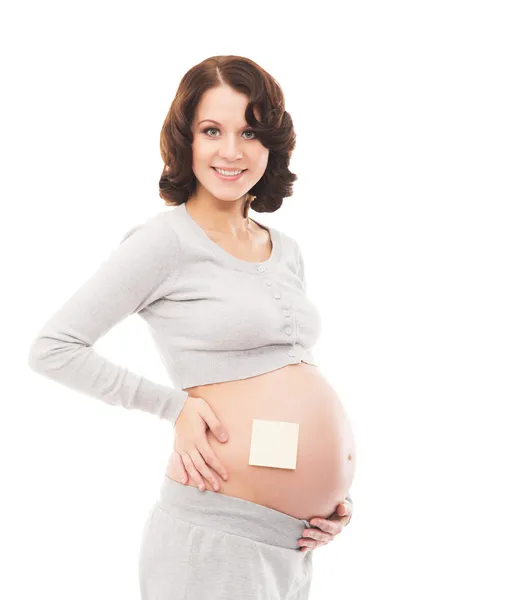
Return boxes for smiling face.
[190,84,270,204]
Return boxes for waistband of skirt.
[156,475,310,550]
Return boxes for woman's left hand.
[297,501,353,552]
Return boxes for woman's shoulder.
[118,206,185,244]
[113,208,186,277]
[275,226,301,259]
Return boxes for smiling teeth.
[215,168,243,176]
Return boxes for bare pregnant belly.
[164,362,356,522]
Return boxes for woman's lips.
[212,168,247,182]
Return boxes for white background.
[2,0,524,598]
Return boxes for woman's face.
[191,84,269,203]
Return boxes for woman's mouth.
[212,167,247,182]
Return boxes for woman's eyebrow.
[198,119,249,128]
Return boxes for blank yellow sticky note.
[248,419,299,470]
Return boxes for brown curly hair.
[159,55,298,216]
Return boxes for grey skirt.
[138,475,314,599]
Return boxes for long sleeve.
[27,214,190,425]
[296,241,307,293]
[293,237,320,368]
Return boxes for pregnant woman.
[27,55,357,599]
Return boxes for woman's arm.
[27,213,189,425]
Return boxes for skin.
[298,502,353,552]
[187,83,269,236]
[183,83,353,551]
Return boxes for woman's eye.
[203,127,257,140]
[204,127,220,137]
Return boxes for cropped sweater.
[27,202,322,426]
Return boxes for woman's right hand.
[172,394,230,491]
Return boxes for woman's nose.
[219,137,243,160]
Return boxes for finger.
[309,518,344,535]
[339,505,353,524]
[189,448,221,492]
[197,440,229,481]
[338,501,352,517]
[180,451,207,491]
[298,539,325,551]
[196,401,228,443]
[300,528,334,544]
[171,452,188,484]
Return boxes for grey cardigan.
[27,203,322,425]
